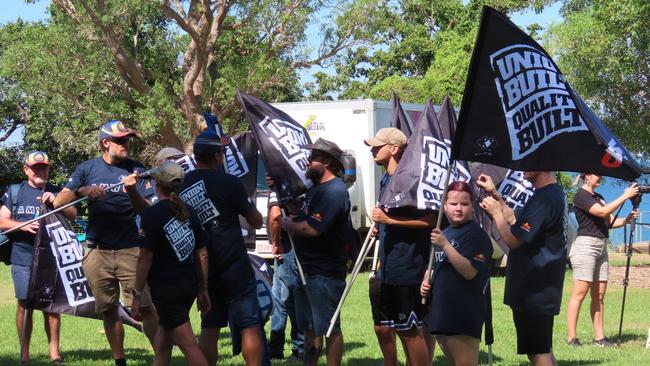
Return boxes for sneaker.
[567,337,582,347]
[593,337,615,347]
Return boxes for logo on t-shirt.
[163,218,195,261]
[521,222,532,232]
[310,212,322,222]
[473,253,486,262]
[179,180,220,225]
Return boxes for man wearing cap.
[365,128,435,366]
[0,151,77,363]
[53,120,157,366]
[281,138,352,366]
[179,131,264,366]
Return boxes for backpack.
[0,183,21,265]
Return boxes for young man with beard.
[479,171,568,366]
[364,128,435,366]
[281,138,351,366]
[54,120,158,366]
[0,151,77,363]
[178,132,264,366]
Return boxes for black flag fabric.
[391,91,413,138]
[380,99,461,210]
[470,163,535,254]
[437,96,472,184]
[27,208,142,330]
[452,6,642,181]
[231,131,259,198]
[238,91,313,202]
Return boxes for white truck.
[252,99,428,256]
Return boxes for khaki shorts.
[82,246,152,313]
[569,236,609,282]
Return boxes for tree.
[308,0,556,103]
[544,0,650,155]
[0,0,384,164]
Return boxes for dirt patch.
[608,265,650,289]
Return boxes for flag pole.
[326,229,377,337]
[281,209,307,286]
[370,231,380,276]
[422,163,453,304]
[0,180,129,246]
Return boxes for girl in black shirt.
[132,162,210,366]
[421,181,492,366]
[566,174,638,347]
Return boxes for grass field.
[1,258,649,365]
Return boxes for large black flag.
[238,91,313,202]
[380,99,462,210]
[452,6,642,181]
[391,91,413,137]
[27,208,142,330]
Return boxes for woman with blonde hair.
[566,173,638,347]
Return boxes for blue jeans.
[269,249,304,356]
[294,274,346,335]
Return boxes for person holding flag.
[179,131,264,366]
[420,181,493,366]
[479,172,568,366]
[53,120,158,366]
[364,128,435,366]
[281,138,351,366]
[0,151,77,364]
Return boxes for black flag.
[437,96,472,183]
[380,99,458,210]
[231,131,259,198]
[452,6,642,181]
[391,91,413,137]
[238,91,313,202]
[27,208,142,330]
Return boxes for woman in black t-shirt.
[132,162,210,366]
[566,174,638,347]
[420,182,492,366]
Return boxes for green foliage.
[312,0,556,103]
[545,0,650,155]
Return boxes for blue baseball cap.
[193,131,223,155]
[99,120,139,140]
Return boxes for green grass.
[607,253,650,267]
[0,264,649,365]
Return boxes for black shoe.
[593,337,615,347]
[567,337,582,347]
[269,352,284,360]
[287,352,304,362]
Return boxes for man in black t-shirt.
[480,171,568,366]
[281,138,351,366]
[53,120,157,366]
[0,151,77,363]
[179,131,264,366]
[364,128,435,366]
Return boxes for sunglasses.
[108,137,130,145]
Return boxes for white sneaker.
[645,328,650,349]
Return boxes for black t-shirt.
[65,157,154,249]
[139,200,205,284]
[506,183,568,315]
[1,182,61,265]
[573,188,609,238]
[179,168,257,285]
[267,192,292,252]
[293,178,350,279]
[428,220,493,338]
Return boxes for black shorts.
[150,279,198,331]
[512,311,554,355]
[379,283,426,331]
[369,276,385,326]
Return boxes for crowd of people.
[0,120,641,366]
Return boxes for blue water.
[591,178,650,246]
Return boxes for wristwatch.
[131,288,142,298]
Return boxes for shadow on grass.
[516,360,603,366]
[0,347,166,366]
[615,332,647,344]
[429,350,504,365]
